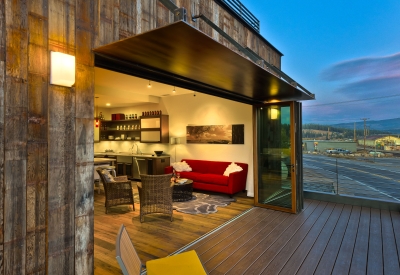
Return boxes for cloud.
[321,52,400,82]
[335,75,400,96]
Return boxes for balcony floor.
[94,189,400,274]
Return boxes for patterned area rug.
[173,192,236,214]
[133,192,235,214]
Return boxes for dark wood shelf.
[101,130,141,132]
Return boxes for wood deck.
[185,200,400,275]
[94,189,400,275]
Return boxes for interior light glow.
[50,51,75,87]
[106,103,110,106]
[271,108,278,120]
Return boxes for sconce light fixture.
[271,108,278,120]
[172,86,176,93]
[50,51,75,87]
[148,80,152,88]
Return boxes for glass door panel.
[256,103,296,212]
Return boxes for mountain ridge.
[332,117,400,134]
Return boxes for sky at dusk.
[240,0,400,125]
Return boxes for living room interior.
[94,67,255,196]
[93,67,256,273]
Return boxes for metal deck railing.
[219,0,260,32]
[303,153,400,204]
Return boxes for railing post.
[336,158,339,194]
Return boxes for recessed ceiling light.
[106,103,110,106]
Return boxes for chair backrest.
[139,174,173,198]
[115,224,143,275]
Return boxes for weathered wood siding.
[0,1,282,274]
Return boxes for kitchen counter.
[94,152,170,179]
[94,152,170,159]
[94,157,117,164]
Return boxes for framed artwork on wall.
[186,124,244,144]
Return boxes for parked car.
[326,148,338,154]
[336,148,351,154]
[369,151,385,157]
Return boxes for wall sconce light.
[271,108,278,120]
[95,119,99,128]
[148,80,151,88]
[50,51,75,87]
[172,86,176,93]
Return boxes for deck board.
[368,208,383,275]
[288,203,344,275]
[94,191,400,275]
[348,207,370,275]
[201,209,278,266]
[261,202,335,274]
[231,200,323,274]
[390,211,400,265]
[381,210,400,275]
[310,204,352,275]
[331,205,361,275]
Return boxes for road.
[303,154,400,202]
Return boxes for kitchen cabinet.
[99,119,141,141]
[113,154,170,180]
[140,115,169,143]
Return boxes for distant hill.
[333,118,400,134]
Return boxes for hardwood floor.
[95,186,400,275]
[94,186,254,275]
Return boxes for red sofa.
[164,159,248,196]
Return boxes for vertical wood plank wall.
[0,0,281,274]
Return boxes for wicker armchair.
[138,174,174,222]
[96,168,135,214]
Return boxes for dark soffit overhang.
[93,21,315,105]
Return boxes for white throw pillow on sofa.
[223,162,243,176]
[172,161,192,172]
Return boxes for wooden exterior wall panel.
[26,143,47,274]
[26,2,48,271]
[75,1,95,273]
[119,0,137,39]
[156,1,171,29]
[98,0,114,47]
[3,2,28,274]
[0,1,4,273]
[48,0,76,52]
[198,0,213,37]
[4,159,27,274]
[75,214,94,275]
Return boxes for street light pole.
[361,118,369,151]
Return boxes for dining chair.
[137,174,174,222]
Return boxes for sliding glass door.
[254,102,302,213]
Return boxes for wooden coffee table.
[173,179,194,202]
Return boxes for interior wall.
[95,93,254,197]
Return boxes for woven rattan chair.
[138,174,174,222]
[96,168,135,214]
